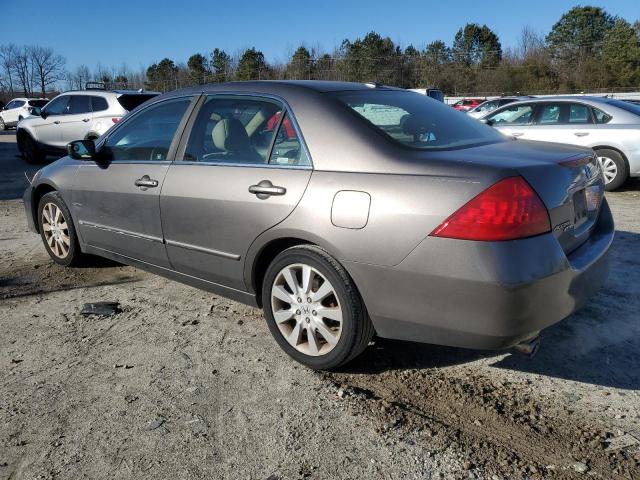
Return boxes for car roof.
[58,89,159,97]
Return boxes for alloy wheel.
[271,263,343,356]
[42,202,70,259]
[598,156,617,184]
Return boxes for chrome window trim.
[174,160,311,171]
[78,220,163,244]
[165,239,241,260]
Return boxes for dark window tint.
[104,97,191,162]
[43,96,69,116]
[4,101,16,109]
[116,93,158,112]
[91,96,109,112]
[334,90,503,150]
[28,100,48,107]
[184,96,282,163]
[68,95,92,114]
[568,103,592,124]
[593,108,612,124]
[486,103,535,126]
[537,104,562,124]
[269,112,310,166]
[14,100,25,108]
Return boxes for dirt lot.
[1,131,639,479]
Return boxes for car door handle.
[574,132,589,137]
[53,120,60,124]
[249,180,286,199]
[82,118,90,122]
[511,132,524,137]
[134,175,159,188]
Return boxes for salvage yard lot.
[1,132,639,479]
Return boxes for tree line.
[1,6,639,100]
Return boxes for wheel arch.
[31,183,58,233]
[592,145,630,172]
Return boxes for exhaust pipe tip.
[513,336,540,358]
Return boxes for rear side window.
[117,94,158,112]
[91,96,109,112]
[335,90,503,150]
[13,100,25,108]
[593,108,612,124]
[486,104,535,126]
[68,95,92,114]
[269,113,310,166]
[537,104,562,124]
[184,95,282,164]
[568,103,592,124]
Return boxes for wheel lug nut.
[297,297,302,303]
[312,310,317,316]
[296,309,301,315]
[305,317,310,323]
[307,297,312,303]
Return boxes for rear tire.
[23,134,44,164]
[38,192,88,267]
[596,148,628,191]
[262,245,374,370]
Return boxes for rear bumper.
[345,198,614,350]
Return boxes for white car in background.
[0,98,49,129]
[467,96,535,119]
[480,96,640,190]
[17,88,158,163]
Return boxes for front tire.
[0,117,6,131]
[262,245,374,370]
[38,192,87,267]
[596,148,628,191]
[23,134,45,164]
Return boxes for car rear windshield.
[332,90,504,150]
[28,100,48,107]
[116,93,158,112]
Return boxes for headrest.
[400,114,433,136]
[212,118,251,151]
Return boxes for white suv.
[17,89,157,163]
[0,98,49,129]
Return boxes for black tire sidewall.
[596,148,628,191]
[24,135,43,164]
[262,247,363,370]
[38,192,80,267]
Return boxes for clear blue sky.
[5,0,640,70]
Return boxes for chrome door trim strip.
[78,220,163,243]
[165,239,241,261]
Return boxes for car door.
[72,96,195,267]
[524,102,596,147]
[58,95,93,143]
[160,95,312,291]
[34,95,69,146]
[2,101,17,124]
[485,102,537,138]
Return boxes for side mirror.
[480,118,494,126]
[40,109,48,119]
[67,139,96,160]
[31,107,41,116]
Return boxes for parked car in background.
[23,81,612,369]
[17,89,158,163]
[480,96,640,190]
[467,96,535,119]
[452,98,484,111]
[409,88,445,102]
[0,98,49,130]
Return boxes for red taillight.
[111,117,120,123]
[430,176,551,241]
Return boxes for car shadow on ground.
[341,229,640,391]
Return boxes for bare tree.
[13,46,34,96]
[29,46,66,97]
[0,44,18,95]
[518,26,545,59]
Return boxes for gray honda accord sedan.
[23,81,613,369]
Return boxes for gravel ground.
[1,132,639,479]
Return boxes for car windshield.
[332,90,503,150]
[606,99,640,117]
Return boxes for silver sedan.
[23,81,613,369]
[479,96,640,190]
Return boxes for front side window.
[475,100,498,113]
[14,100,25,108]
[104,97,191,162]
[44,96,70,116]
[487,104,535,126]
[68,95,92,115]
[334,90,503,150]
[184,96,283,164]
